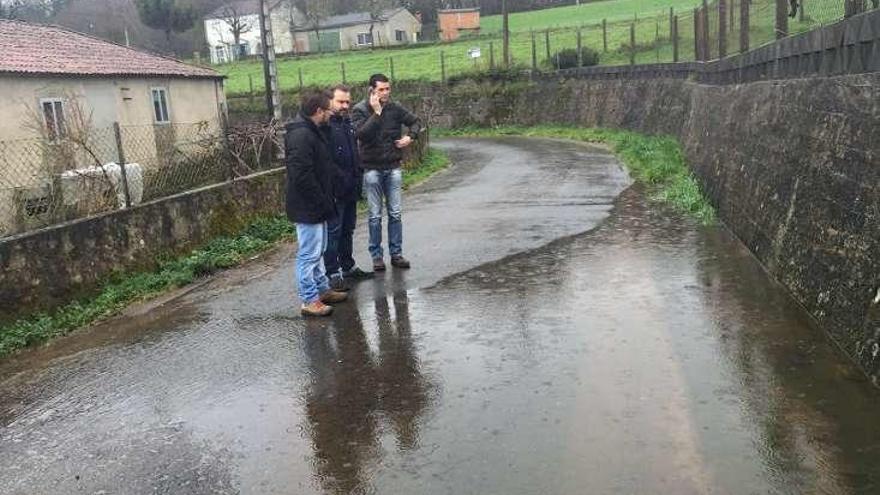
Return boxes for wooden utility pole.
[258,0,282,121]
[502,0,510,68]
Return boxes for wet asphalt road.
[1,137,879,495]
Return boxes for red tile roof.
[0,20,221,79]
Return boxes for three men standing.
[286,74,422,316]
[352,74,422,272]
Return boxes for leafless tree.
[218,1,253,59]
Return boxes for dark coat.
[351,99,422,170]
[284,113,337,224]
[324,114,362,202]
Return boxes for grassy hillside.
[218,0,841,95]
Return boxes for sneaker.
[372,257,387,272]
[301,300,333,317]
[329,277,351,292]
[342,266,374,279]
[320,290,348,304]
[390,255,411,269]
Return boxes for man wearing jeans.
[352,73,422,271]
[323,84,372,292]
[285,91,348,316]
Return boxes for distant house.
[437,8,480,42]
[204,0,303,64]
[0,20,226,236]
[291,7,422,53]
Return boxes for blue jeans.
[324,199,358,280]
[295,222,330,304]
[364,169,403,260]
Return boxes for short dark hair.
[369,73,390,88]
[300,90,331,116]
[330,84,350,94]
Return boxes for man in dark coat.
[351,73,422,272]
[285,91,347,316]
[322,84,372,292]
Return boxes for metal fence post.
[741,0,750,52]
[249,74,254,105]
[694,8,701,60]
[702,0,710,59]
[341,62,346,84]
[545,29,551,61]
[531,30,537,70]
[719,0,728,58]
[630,23,636,65]
[489,41,495,70]
[440,51,446,83]
[577,27,583,67]
[390,57,396,80]
[673,15,679,62]
[112,122,132,208]
[670,7,675,39]
[298,67,303,91]
[602,19,608,52]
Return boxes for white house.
[291,8,422,53]
[204,0,303,64]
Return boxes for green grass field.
[218,0,844,96]
[480,0,701,32]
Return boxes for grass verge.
[434,125,715,224]
[0,148,449,359]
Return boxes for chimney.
[414,11,423,23]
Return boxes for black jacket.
[323,114,362,202]
[351,99,422,170]
[284,113,337,224]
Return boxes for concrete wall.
[0,168,286,320]
[394,70,879,383]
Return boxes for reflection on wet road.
[1,138,878,494]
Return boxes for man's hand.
[369,91,383,115]
[394,135,413,149]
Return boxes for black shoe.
[343,266,374,279]
[390,256,411,269]
[373,258,387,272]
[329,277,351,292]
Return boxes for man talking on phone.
[352,73,422,271]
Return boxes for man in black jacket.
[323,84,372,292]
[285,91,348,317]
[351,73,422,272]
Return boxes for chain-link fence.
[0,120,280,240]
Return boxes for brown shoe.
[320,290,348,304]
[390,255,411,269]
[301,300,333,316]
[372,257,386,272]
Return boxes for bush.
[545,47,600,70]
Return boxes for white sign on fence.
[468,47,481,59]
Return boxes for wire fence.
[0,120,280,239]
[224,0,873,99]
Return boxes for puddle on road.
[1,183,878,494]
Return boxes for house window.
[215,46,227,63]
[356,32,373,46]
[40,98,66,141]
[395,29,406,42]
[151,87,170,124]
